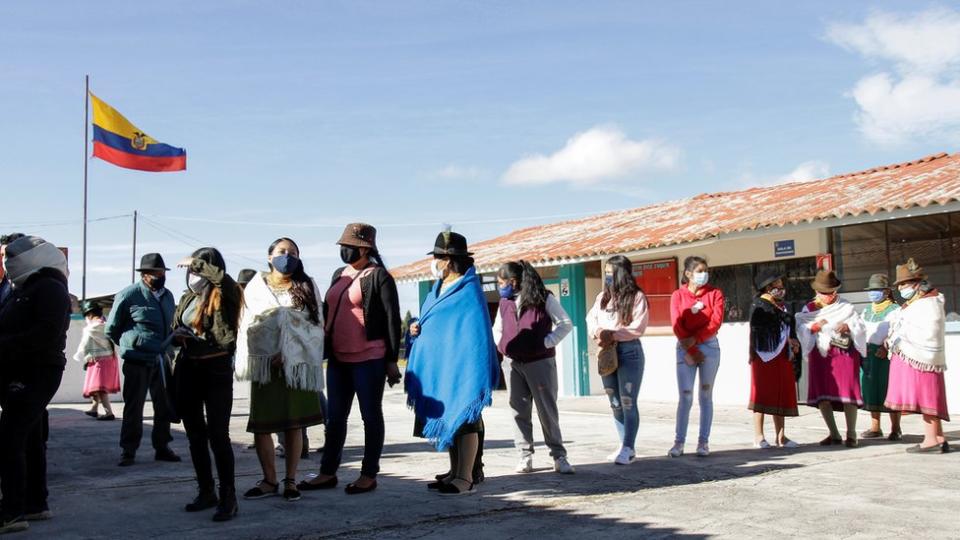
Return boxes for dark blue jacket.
[105,280,175,364]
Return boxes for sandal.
[243,479,278,499]
[438,480,475,496]
[282,478,301,501]
[819,436,842,446]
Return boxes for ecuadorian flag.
[90,93,186,172]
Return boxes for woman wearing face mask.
[668,256,724,457]
[235,238,325,502]
[795,270,867,447]
[859,273,902,441]
[169,248,243,521]
[747,273,801,449]
[73,301,120,421]
[299,223,401,495]
[492,261,574,475]
[405,229,499,495]
[586,255,649,465]
[884,259,950,454]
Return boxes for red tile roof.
[391,152,960,281]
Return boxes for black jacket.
[172,259,242,358]
[327,265,402,363]
[0,268,72,374]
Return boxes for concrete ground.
[29,389,959,539]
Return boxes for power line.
[0,213,132,229]
[139,216,263,267]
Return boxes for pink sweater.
[325,265,387,363]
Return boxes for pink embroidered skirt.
[884,354,950,421]
[806,346,863,411]
[82,355,121,397]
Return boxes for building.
[391,152,960,412]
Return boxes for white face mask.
[430,259,446,280]
[187,273,209,294]
[692,271,709,287]
[899,286,916,300]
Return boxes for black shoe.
[97,413,116,421]
[84,410,99,418]
[242,480,278,500]
[427,480,447,490]
[297,476,337,491]
[887,430,903,441]
[434,471,451,482]
[281,479,301,502]
[212,488,238,522]
[0,515,28,534]
[118,453,135,467]
[184,490,218,512]
[437,480,475,496]
[906,443,943,454]
[942,441,951,454]
[154,448,182,463]
[473,466,485,484]
[344,479,377,495]
[23,505,52,521]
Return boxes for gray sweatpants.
[506,357,567,458]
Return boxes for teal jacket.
[105,280,176,364]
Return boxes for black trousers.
[175,356,235,491]
[120,361,173,455]
[0,365,63,519]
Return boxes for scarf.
[73,319,114,363]
[235,273,325,391]
[3,237,68,289]
[889,292,947,372]
[795,298,867,359]
[862,301,899,346]
[404,267,499,451]
[749,295,793,362]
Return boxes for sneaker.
[667,443,684,458]
[696,443,710,457]
[553,456,575,474]
[753,439,772,449]
[515,455,533,474]
[0,516,28,534]
[612,447,635,465]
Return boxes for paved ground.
[29,389,959,539]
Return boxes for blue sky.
[2,1,959,313]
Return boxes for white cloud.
[778,160,831,183]
[501,125,680,186]
[826,8,960,145]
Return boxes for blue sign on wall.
[774,240,795,258]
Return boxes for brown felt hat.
[866,273,890,290]
[894,258,927,285]
[811,269,842,293]
[336,223,378,250]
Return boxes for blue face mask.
[499,284,514,299]
[899,286,916,300]
[604,275,614,287]
[867,290,885,303]
[692,271,709,287]
[271,253,300,275]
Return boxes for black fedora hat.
[135,253,170,272]
[427,230,473,257]
[80,300,101,316]
[755,271,784,291]
[237,268,258,286]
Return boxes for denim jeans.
[320,358,387,478]
[601,340,645,450]
[674,337,721,445]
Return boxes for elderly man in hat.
[105,253,180,466]
[859,273,902,441]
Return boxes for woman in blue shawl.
[405,230,499,495]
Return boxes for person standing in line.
[0,233,26,310]
[73,301,120,421]
[171,249,243,521]
[493,261,575,474]
[747,273,801,449]
[0,236,71,534]
[405,230,499,495]
[859,273,902,441]
[795,270,867,448]
[300,223,401,495]
[884,259,951,453]
[586,255,649,465]
[668,256,724,457]
[105,253,180,467]
[235,238,325,502]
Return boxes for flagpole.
[82,74,89,301]
[131,210,138,283]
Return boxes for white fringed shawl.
[889,293,947,373]
[234,273,325,391]
[73,319,114,363]
[795,299,867,359]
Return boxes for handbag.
[597,343,619,377]
[829,334,851,350]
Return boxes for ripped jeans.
[674,337,721,445]
[601,339,645,450]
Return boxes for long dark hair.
[498,261,550,312]
[268,237,320,325]
[680,255,708,285]
[601,255,641,325]
[190,247,243,333]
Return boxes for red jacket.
[670,285,725,345]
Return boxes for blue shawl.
[404,267,499,451]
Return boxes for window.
[710,257,818,322]
[832,212,960,317]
